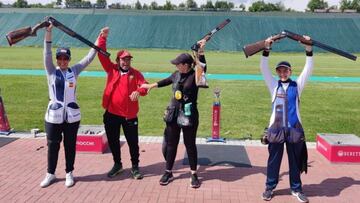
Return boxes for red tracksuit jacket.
[97,36,148,119]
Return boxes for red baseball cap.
[117,50,133,59]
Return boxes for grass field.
[0,47,359,141]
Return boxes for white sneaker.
[65,171,74,187]
[40,173,56,188]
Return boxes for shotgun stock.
[6,21,50,46]
[242,33,286,58]
[283,30,357,61]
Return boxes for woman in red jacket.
[97,27,148,179]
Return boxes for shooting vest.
[45,68,80,124]
[268,80,305,143]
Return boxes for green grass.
[0,47,359,141]
[1,76,359,141]
[0,47,359,76]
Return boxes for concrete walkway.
[0,135,359,203]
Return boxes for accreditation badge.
[69,82,74,88]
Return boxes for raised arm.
[260,37,277,94]
[296,35,314,97]
[71,46,97,77]
[97,27,116,73]
[195,38,207,72]
[43,23,56,75]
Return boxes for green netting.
[1,9,360,53]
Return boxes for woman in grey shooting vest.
[40,23,97,188]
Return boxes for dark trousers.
[45,121,80,174]
[162,121,199,171]
[265,141,304,192]
[103,111,139,168]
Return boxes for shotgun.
[46,16,110,57]
[191,18,231,88]
[283,29,357,61]
[6,16,110,57]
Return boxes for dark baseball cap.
[170,53,194,65]
[56,47,71,60]
[276,61,291,70]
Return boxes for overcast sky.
[2,0,342,11]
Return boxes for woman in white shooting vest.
[40,23,97,188]
[260,35,313,203]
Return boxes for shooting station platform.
[317,133,360,163]
[76,125,108,153]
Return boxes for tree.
[13,0,29,8]
[135,0,142,9]
[0,1,3,7]
[340,0,352,10]
[109,3,120,8]
[65,0,81,7]
[186,0,197,8]
[29,3,44,8]
[178,2,186,8]
[96,0,106,5]
[342,0,360,11]
[275,2,285,11]
[56,0,62,5]
[65,0,81,4]
[228,2,234,9]
[45,3,55,8]
[351,0,360,11]
[82,0,91,8]
[123,4,131,9]
[307,0,328,11]
[201,1,215,9]
[248,0,284,12]
[239,3,246,11]
[214,1,232,10]
[150,1,158,9]
[163,0,175,10]
[142,3,149,9]
[95,0,106,8]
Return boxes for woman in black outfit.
[141,39,207,188]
